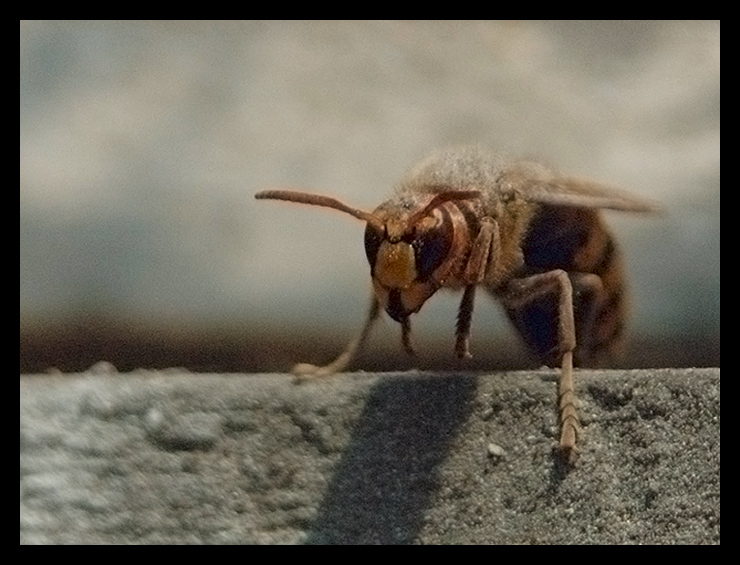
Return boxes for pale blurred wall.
[20,21,720,346]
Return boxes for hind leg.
[497,270,580,465]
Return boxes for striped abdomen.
[505,205,628,366]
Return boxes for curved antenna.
[255,189,384,230]
[406,190,482,228]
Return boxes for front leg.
[498,270,580,465]
[464,217,497,283]
[293,293,380,377]
[455,285,476,359]
[454,218,498,359]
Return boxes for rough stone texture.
[20,368,719,544]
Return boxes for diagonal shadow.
[306,373,478,545]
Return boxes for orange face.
[254,187,482,323]
[364,205,450,322]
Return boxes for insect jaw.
[372,276,438,323]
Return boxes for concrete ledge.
[20,368,719,544]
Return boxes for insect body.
[255,146,657,464]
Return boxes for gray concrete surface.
[20,367,719,544]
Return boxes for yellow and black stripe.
[505,205,627,366]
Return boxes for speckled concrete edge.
[21,368,719,544]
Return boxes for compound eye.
[413,223,451,281]
[364,223,384,270]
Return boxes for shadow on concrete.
[306,373,478,544]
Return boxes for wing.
[526,178,660,212]
[500,163,660,213]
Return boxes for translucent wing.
[527,178,659,212]
[501,164,660,212]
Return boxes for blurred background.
[20,21,720,373]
